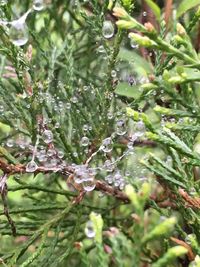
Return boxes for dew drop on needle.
[115,119,127,136]
[80,136,89,147]
[102,20,114,39]
[101,137,113,153]
[42,130,53,144]
[33,0,44,11]
[6,139,14,148]
[85,221,95,238]
[83,178,96,192]
[130,38,138,49]
[9,20,29,46]
[26,161,38,172]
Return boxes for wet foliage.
[1,0,200,266]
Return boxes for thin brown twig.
[95,180,129,203]
[170,237,195,261]
[164,0,173,30]
[0,159,179,208]
[0,174,16,236]
[179,188,200,209]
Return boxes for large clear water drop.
[33,0,44,11]
[9,20,29,46]
[80,136,89,147]
[42,130,53,144]
[116,119,126,136]
[26,161,38,172]
[83,178,95,192]
[102,20,114,39]
[101,137,113,153]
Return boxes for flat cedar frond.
[1,1,200,266]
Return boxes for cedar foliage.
[1,0,200,266]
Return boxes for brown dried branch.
[0,159,130,203]
[154,200,177,209]
[95,180,129,203]
[0,174,16,236]
[0,158,179,208]
[164,0,173,30]
[119,137,157,147]
[170,237,195,261]
[179,188,200,209]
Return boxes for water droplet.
[83,178,95,192]
[83,124,89,132]
[97,45,106,53]
[73,152,78,158]
[66,102,71,110]
[55,122,60,128]
[102,20,114,39]
[0,0,7,6]
[85,220,95,238]
[9,20,29,46]
[105,174,113,184]
[130,38,138,49]
[26,161,38,172]
[33,0,44,11]
[57,150,64,159]
[42,130,53,144]
[71,96,78,103]
[111,70,117,78]
[114,180,120,187]
[74,165,86,184]
[116,119,127,136]
[113,171,122,181]
[80,136,89,147]
[0,105,4,113]
[103,160,114,172]
[6,139,14,148]
[127,141,134,149]
[128,76,136,86]
[101,137,113,153]
[143,11,147,17]
[130,133,138,143]
[107,112,113,120]
[47,148,55,157]
[135,121,145,137]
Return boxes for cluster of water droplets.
[73,165,96,192]
[105,168,125,190]
[1,130,66,173]
[0,0,44,47]
[6,128,65,173]
[4,134,31,150]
